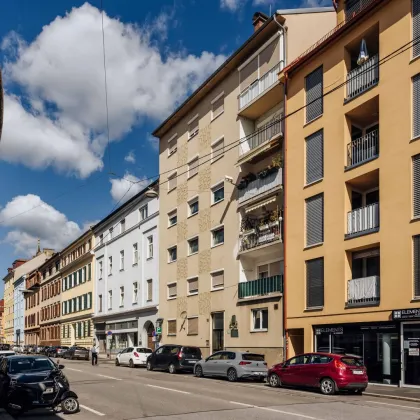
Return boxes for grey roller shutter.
[414,0,420,58]
[306,258,324,308]
[305,66,323,123]
[306,194,324,246]
[414,235,420,297]
[413,154,420,217]
[306,130,324,184]
[413,75,420,138]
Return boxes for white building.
[93,180,159,355]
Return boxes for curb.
[365,391,420,403]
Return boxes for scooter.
[6,366,79,416]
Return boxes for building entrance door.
[211,313,224,353]
[402,322,420,386]
[147,323,154,349]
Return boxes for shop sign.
[314,327,343,335]
[392,309,420,320]
[156,326,162,335]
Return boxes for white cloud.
[0,194,84,256]
[124,150,136,164]
[220,0,248,11]
[109,172,149,203]
[147,133,159,152]
[1,3,226,177]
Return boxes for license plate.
[353,370,364,375]
[188,361,196,364]
[44,388,54,394]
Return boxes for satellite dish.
[0,67,3,141]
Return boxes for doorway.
[402,322,420,386]
[211,312,224,353]
[147,323,155,349]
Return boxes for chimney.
[252,12,269,32]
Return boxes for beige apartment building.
[60,230,94,348]
[283,0,420,386]
[24,269,41,345]
[3,269,15,345]
[153,9,335,365]
[39,253,62,347]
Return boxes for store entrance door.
[211,313,224,353]
[402,322,420,386]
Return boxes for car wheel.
[146,361,153,371]
[268,373,281,387]
[320,378,336,395]
[168,363,177,374]
[195,365,204,378]
[115,358,120,366]
[61,397,79,414]
[129,359,134,368]
[227,368,238,382]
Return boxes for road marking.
[96,374,122,381]
[366,400,420,410]
[66,368,83,373]
[147,384,190,394]
[229,401,253,407]
[80,404,106,416]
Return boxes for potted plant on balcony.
[269,209,280,227]
[257,167,270,179]
[237,173,257,190]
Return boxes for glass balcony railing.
[347,202,379,236]
[347,129,379,168]
[347,275,380,307]
[238,275,283,299]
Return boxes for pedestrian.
[91,343,99,366]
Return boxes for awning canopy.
[245,196,277,213]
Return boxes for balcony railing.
[239,118,283,156]
[346,54,379,100]
[347,202,379,236]
[238,275,283,299]
[239,62,282,110]
[347,275,380,306]
[345,0,375,22]
[238,169,282,205]
[347,129,379,167]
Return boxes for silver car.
[194,351,267,382]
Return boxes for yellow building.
[153,9,335,365]
[283,0,420,386]
[60,230,95,348]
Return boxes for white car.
[115,347,153,368]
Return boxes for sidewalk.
[366,384,420,402]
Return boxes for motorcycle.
[5,366,79,416]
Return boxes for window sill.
[304,306,323,312]
[251,329,268,333]
[304,114,323,128]
[167,297,177,301]
[168,223,177,229]
[304,178,323,189]
[168,260,177,264]
[188,292,199,296]
[187,333,199,336]
[410,54,420,65]
[119,269,124,272]
[146,299,152,303]
[132,302,138,305]
[211,287,224,292]
[211,242,224,249]
[411,297,420,303]
[108,274,112,277]
[147,257,153,261]
[211,156,223,165]
[211,199,224,207]
[188,212,198,219]
[188,131,199,141]
[119,305,124,308]
[304,242,323,250]
[410,135,420,143]
[211,110,224,123]
[132,263,138,267]
[188,173,198,180]
[411,216,420,223]
[167,334,176,336]
[168,187,177,194]
[188,252,199,257]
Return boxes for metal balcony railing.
[238,169,282,205]
[345,0,376,22]
[347,202,379,236]
[238,275,283,299]
[347,129,379,167]
[346,54,379,100]
[239,62,282,110]
[347,275,380,306]
[239,217,282,252]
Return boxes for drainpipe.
[273,14,287,70]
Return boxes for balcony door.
[352,248,380,279]
[402,323,420,386]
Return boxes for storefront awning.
[245,196,277,213]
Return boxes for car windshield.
[341,357,364,367]
[9,358,56,374]
[242,353,265,361]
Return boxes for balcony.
[346,54,379,101]
[238,275,283,299]
[345,0,376,22]
[346,202,379,237]
[346,128,379,168]
[238,168,282,206]
[346,275,380,307]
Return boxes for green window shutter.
[87,320,91,337]
[73,272,77,287]
[88,263,92,281]
[84,294,88,310]
[83,267,87,283]
[89,292,92,309]
[78,269,83,284]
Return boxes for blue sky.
[0,0,328,296]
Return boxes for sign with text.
[392,309,420,320]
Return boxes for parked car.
[115,347,153,368]
[267,353,368,395]
[194,351,267,382]
[62,347,89,361]
[0,351,15,360]
[146,345,202,374]
[48,346,69,358]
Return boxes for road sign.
[107,331,112,336]
[156,326,162,335]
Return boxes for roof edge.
[276,7,335,15]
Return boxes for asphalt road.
[15,359,420,420]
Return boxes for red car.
[267,353,368,395]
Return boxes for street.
[14,359,420,420]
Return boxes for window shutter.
[188,157,199,178]
[414,235,420,297]
[188,318,198,335]
[87,320,91,337]
[168,136,177,155]
[414,155,420,217]
[168,283,177,297]
[414,0,420,58]
[414,75,420,138]
[168,174,177,190]
[147,280,153,301]
[168,320,176,335]
[269,262,282,276]
[78,269,83,285]
[212,96,224,119]
[306,258,324,308]
[188,278,199,293]
[88,263,92,281]
[83,267,87,283]
[306,130,324,184]
[305,66,323,123]
[62,302,65,315]
[212,271,224,288]
[88,292,92,309]
[306,194,324,246]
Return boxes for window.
[188,237,199,255]
[413,74,420,138]
[306,258,324,308]
[413,0,420,58]
[120,287,124,307]
[168,210,177,227]
[414,235,420,297]
[168,133,177,156]
[258,261,282,279]
[168,172,177,191]
[211,270,224,289]
[108,257,113,275]
[306,193,324,246]
[252,308,268,331]
[99,234,104,245]
[147,236,154,259]
[187,317,199,335]
[133,282,138,303]
[121,219,126,233]
[147,279,153,301]
[189,197,199,216]
[306,130,324,185]
[211,137,224,163]
[168,246,177,263]
[212,226,224,247]
[187,277,199,295]
[167,320,177,336]
[88,263,91,281]
[188,114,199,139]
[109,227,114,239]
[108,290,112,310]
[188,156,199,178]
[212,184,224,204]
[305,66,323,123]
[415,155,420,218]
[167,283,177,299]
[139,205,148,221]
[211,92,224,120]
[120,250,125,271]
[133,243,138,265]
